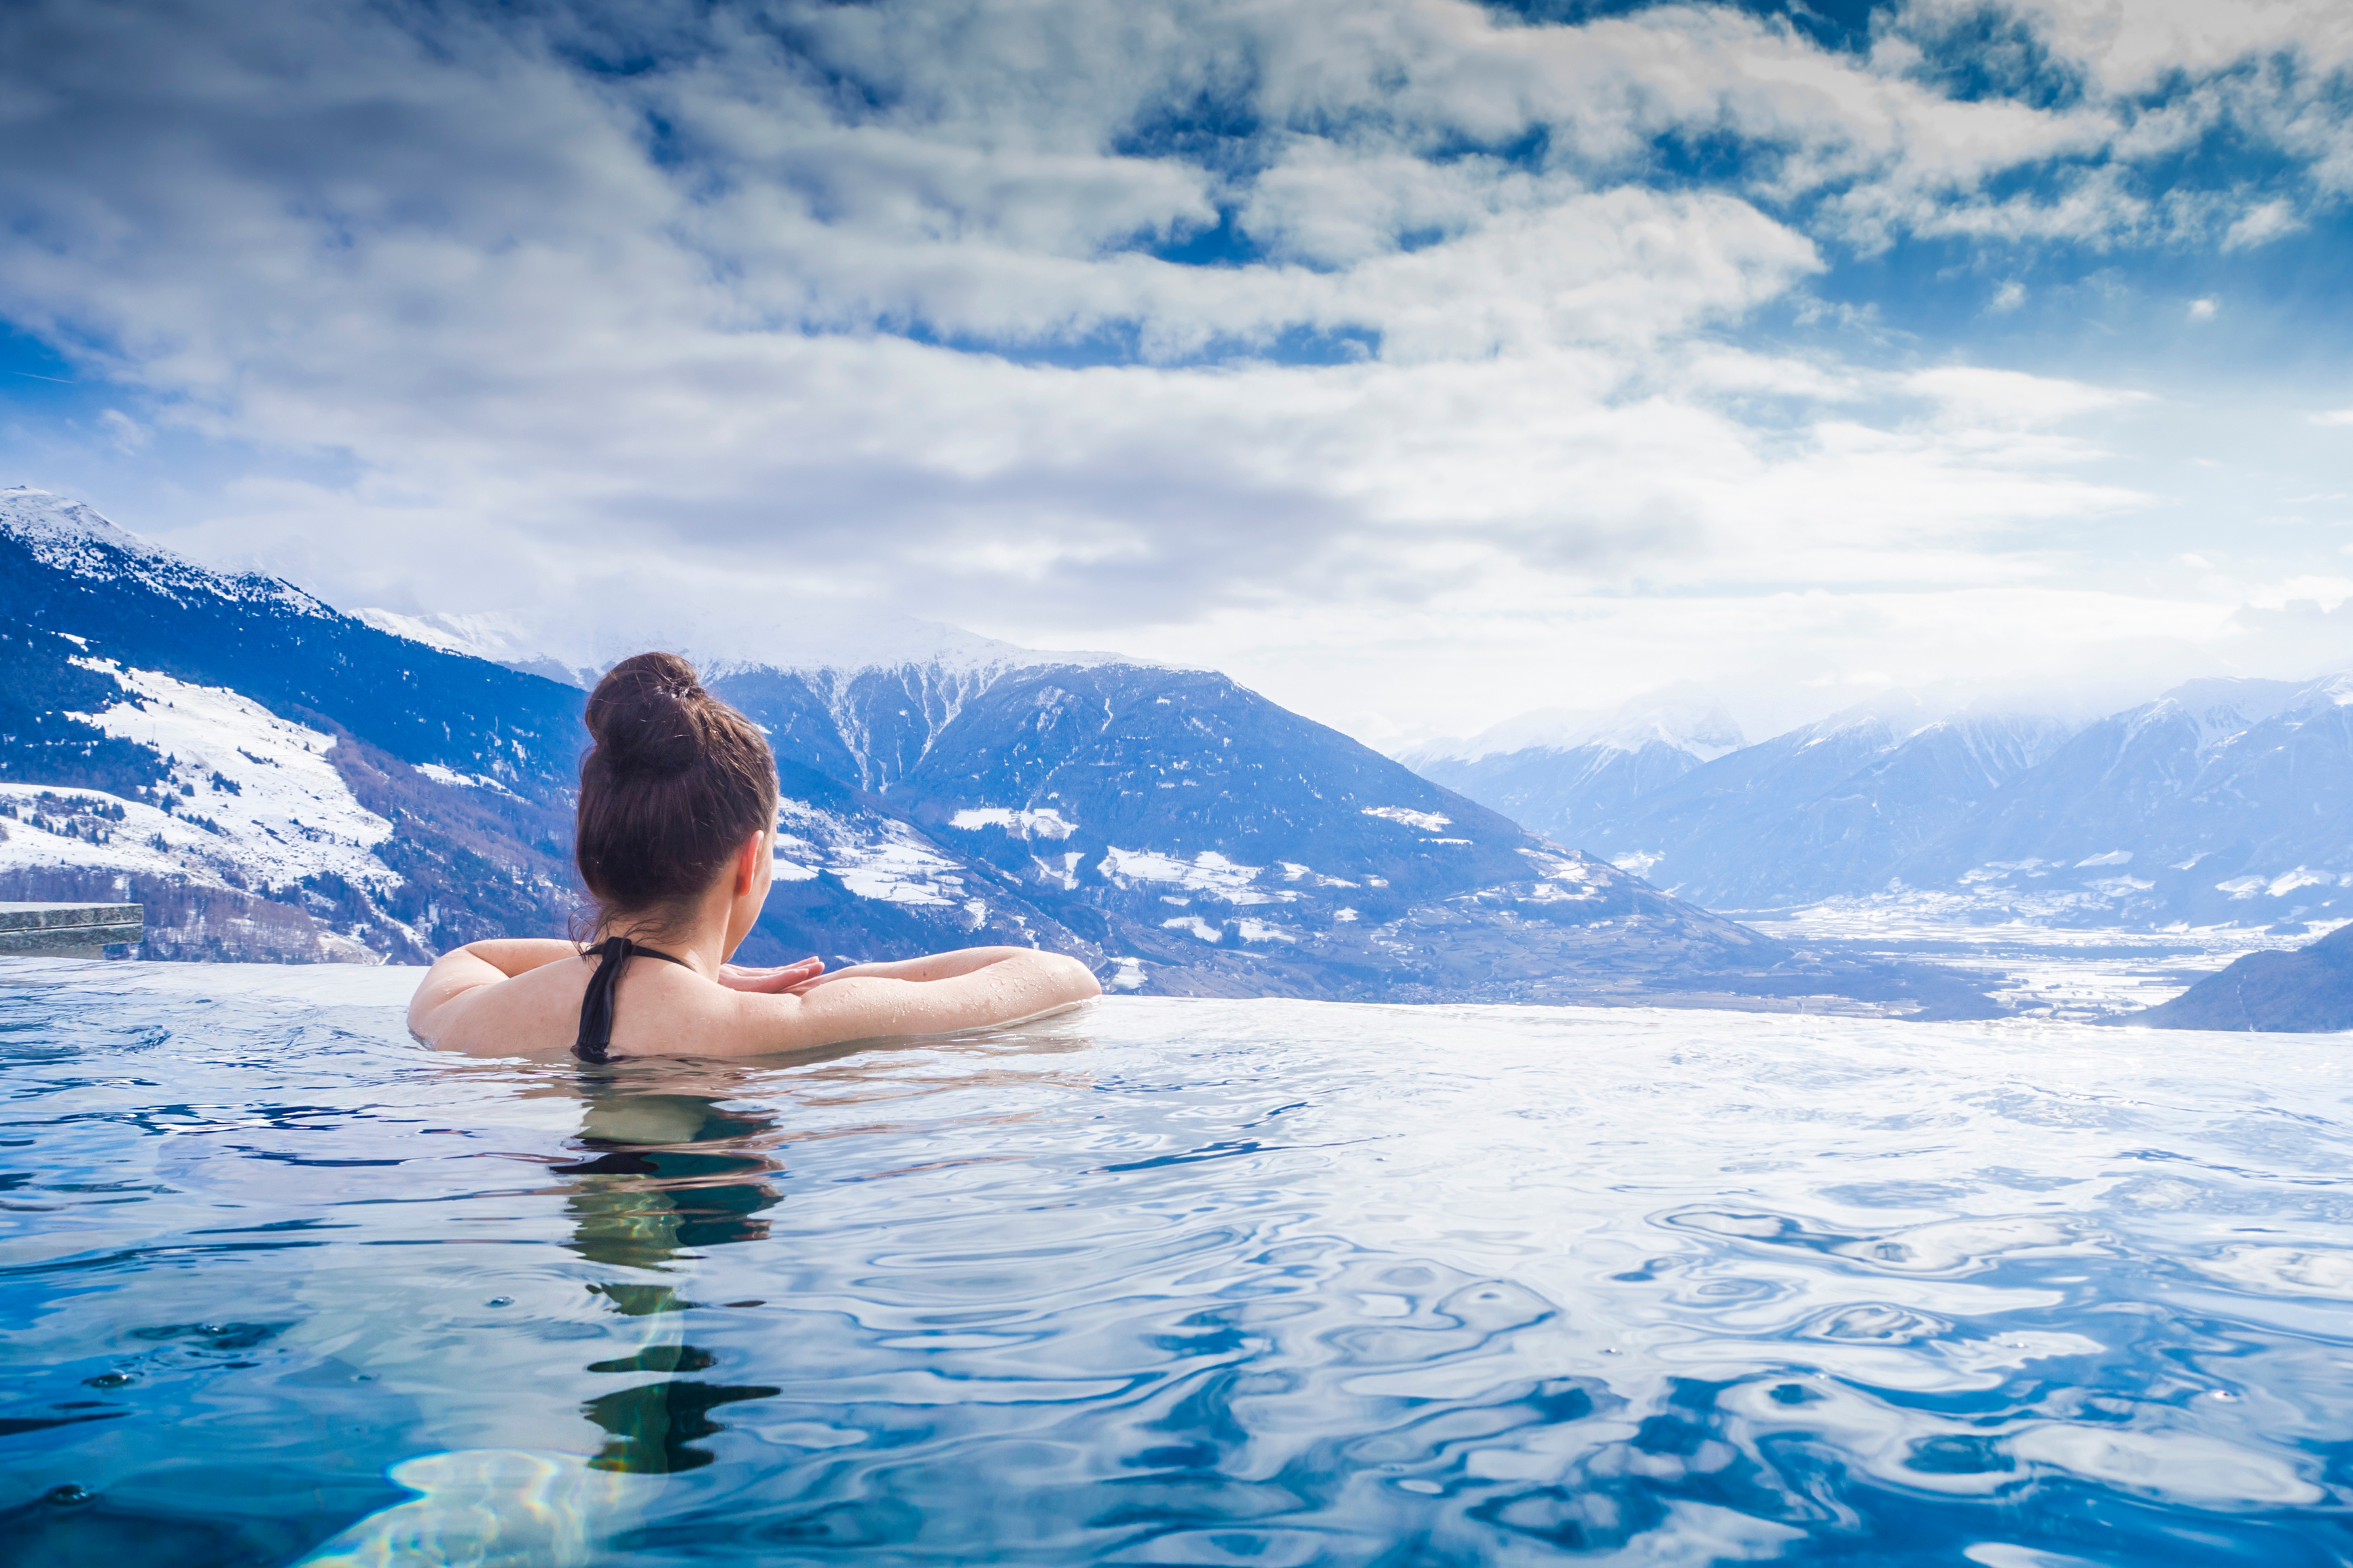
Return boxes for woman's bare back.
[411,941,1102,1059]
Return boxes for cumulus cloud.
[0,0,2346,740]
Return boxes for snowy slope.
[69,660,395,884]
[0,650,416,964]
[0,490,594,960]
[0,490,586,799]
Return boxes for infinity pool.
[5,958,2352,1565]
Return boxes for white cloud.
[2223,198,2305,250]
[2188,297,2219,321]
[1903,366,2148,430]
[96,408,147,453]
[1981,0,2353,95]
[0,0,2345,743]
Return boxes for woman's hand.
[716,956,826,995]
[747,947,1102,1051]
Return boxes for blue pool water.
[5,959,2353,1566]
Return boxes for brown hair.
[575,652,778,935]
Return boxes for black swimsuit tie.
[574,935,691,1063]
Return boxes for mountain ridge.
[356,599,1151,692]
[1411,674,2353,932]
[0,486,2001,1013]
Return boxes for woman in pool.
[409,652,1100,1058]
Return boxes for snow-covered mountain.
[0,486,591,960]
[10,486,1990,1011]
[699,661,1816,1002]
[1403,689,1746,850]
[355,599,1136,690]
[1402,688,1747,768]
[351,607,603,688]
[348,573,1822,997]
[1409,672,2353,932]
[1889,676,2353,930]
[1411,689,2084,910]
[1589,699,2083,908]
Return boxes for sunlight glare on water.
[4,958,2353,1565]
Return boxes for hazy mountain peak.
[1805,680,2131,746]
[2155,675,2303,719]
[1806,687,2000,744]
[1402,685,1745,766]
[704,617,1140,680]
[355,601,1150,688]
[2141,675,2307,752]
[352,607,601,686]
[1799,702,1915,747]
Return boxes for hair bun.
[575,649,779,921]
[586,651,711,778]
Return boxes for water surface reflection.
[556,1086,785,1473]
[6,983,2353,1565]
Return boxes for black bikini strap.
[573,935,691,1064]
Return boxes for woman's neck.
[594,902,730,972]
[592,845,760,973]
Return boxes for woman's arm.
[801,946,1044,985]
[406,938,580,1040]
[743,948,1100,1050]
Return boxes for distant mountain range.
[701,660,1798,1003]
[1399,689,1748,854]
[348,598,1136,695]
[1415,678,2353,932]
[3,485,1990,1012]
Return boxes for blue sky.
[2,0,2349,743]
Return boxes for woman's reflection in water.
[553,1079,785,1474]
[542,1018,1101,1475]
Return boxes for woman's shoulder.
[414,947,594,1055]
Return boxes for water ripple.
[4,981,2353,1563]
